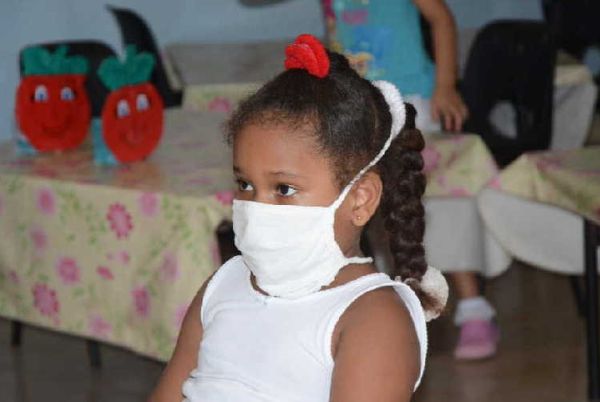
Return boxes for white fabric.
[368,197,511,277]
[478,188,600,275]
[454,296,496,326]
[232,199,371,299]
[182,256,428,401]
[424,198,510,277]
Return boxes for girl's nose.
[252,190,277,205]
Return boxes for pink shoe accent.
[454,319,499,360]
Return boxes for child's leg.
[450,271,499,360]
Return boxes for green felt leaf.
[22,45,88,76]
[97,45,155,91]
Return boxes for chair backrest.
[107,5,182,108]
[19,40,117,117]
[542,0,600,59]
[461,21,556,166]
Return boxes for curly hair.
[227,51,443,315]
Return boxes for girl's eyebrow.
[268,171,304,179]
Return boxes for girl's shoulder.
[332,278,428,388]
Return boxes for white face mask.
[232,81,405,299]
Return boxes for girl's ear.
[350,171,383,227]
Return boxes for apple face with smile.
[16,74,91,152]
[101,83,163,163]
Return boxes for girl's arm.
[147,277,211,402]
[414,0,468,132]
[329,288,420,402]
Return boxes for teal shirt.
[329,0,435,98]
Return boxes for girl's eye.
[237,180,254,192]
[60,86,75,101]
[277,184,297,197]
[136,93,149,111]
[116,99,130,118]
[33,85,49,102]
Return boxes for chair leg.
[11,321,22,347]
[86,340,102,368]
[583,220,600,400]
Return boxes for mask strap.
[331,81,406,210]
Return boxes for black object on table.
[106,5,183,108]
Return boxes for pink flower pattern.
[160,252,180,282]
[132,286,150,318]
[37,188,56,215]
[8,270,20,284]
[118,250,130,265]
[107,203,133,239]
[56,257,81,285]
[215,190,234,206]
[97,266,114,280]
[33,283,59,317]
[488,176,502,190]
[449,187,470,197]
[207,97,233,113]
[422,146,442,174]
[138,193,159,217]
[30,226,48,254]
[89,314,112,338]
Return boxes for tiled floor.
[0,261,591,402]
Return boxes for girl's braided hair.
[227,49,444,316]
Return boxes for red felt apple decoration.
[15,46,91,152]
[98,46,163,163]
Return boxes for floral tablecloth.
[0,106,497,361]
[0,110,234,361]
[490,147,600,226]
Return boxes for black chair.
[461,21,556,167]
[106,5,182,108]
[19,40,117,118]
[542,0,600,60]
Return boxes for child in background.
[323,0,499,360]
[149,34,448,401]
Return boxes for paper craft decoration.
[15,46,91,153]
[94,45,164,165]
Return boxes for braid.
[378,103,443,316]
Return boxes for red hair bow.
[284,34,330,78]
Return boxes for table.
[478,147,600,399]
[0,110,233,361]
[0,105,504,361]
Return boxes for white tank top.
[182,256,428,402]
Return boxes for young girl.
[149,34,448,402]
